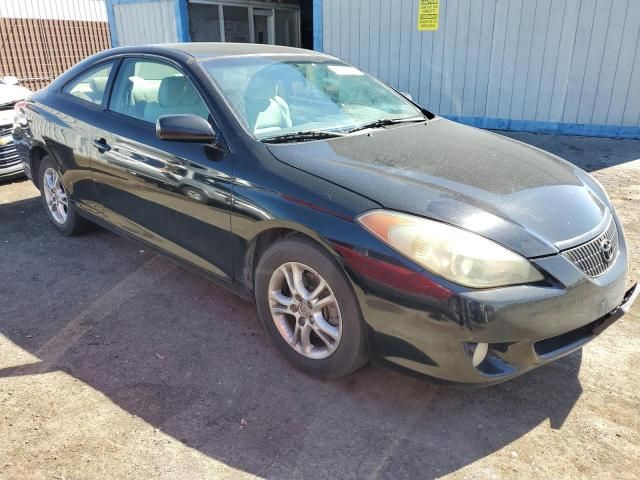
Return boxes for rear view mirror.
[156,114,217,144]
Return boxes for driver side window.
[108,58,210,124]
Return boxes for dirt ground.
[1,131,639,480]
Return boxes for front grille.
[0,100,17,111]
[534,316,604,358]
[0,126,19,167]
[0,146,19,166]
[563,218,619,277]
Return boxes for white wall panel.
[472,0,496,118]
[608,3,640,126]
[322,0,640,133]
[535,0,564,122]
[591,0,628,125]
[460,0,481,117]
[114,0,177,46]
[0,0,107,21]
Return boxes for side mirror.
[400,91,413,101]
[156,114,217,144]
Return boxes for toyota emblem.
[599,239,614,263]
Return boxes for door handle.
[92,138,110,153]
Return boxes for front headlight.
[357,210,544,288]
[13,100,28,129]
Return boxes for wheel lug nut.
[295,294,303,302]
[298,318,305,326]
[290,304,298,312]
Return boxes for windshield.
[202,57,424,140]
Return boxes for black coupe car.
[13,43,638,385]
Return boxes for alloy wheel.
[268,261,342,359]
[43,168,68,225]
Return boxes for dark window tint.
[223,6,250,42]
[188,3,221,42]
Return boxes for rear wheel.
[39,155,92,235]
[255,237,368,379]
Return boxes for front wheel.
[255,237,368,379]
[39,155,92,235]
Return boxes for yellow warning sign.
[418,0,439,31]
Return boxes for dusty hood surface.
[267,119,610,258]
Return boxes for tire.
[39,155,92,236]
[255,236,368,379]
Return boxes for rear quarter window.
[63,63,114,105]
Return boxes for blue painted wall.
[175,0,190,42]
[321,0,640,139]
[313,0,323,51]
[104,0,119,46]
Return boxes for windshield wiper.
[261,130,349,144]
[346,117,426,134]
[260,118,425,143]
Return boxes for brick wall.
[0,17,111,91]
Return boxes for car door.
[47,60,118,216]
[91,56,234,282]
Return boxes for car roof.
[47,43,338,92]
[150,42,335,61]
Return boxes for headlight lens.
[13,100,28,128]
[357,210,544,288]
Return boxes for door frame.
[250,8,275,45]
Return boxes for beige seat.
[126,76,156,118]
[144,75,208,123]
[80,76,108,104]
[244,75,292,135]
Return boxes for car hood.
[266,118,611,258]
[0,84,31,106]
[0,84,31,127]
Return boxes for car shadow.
[495,131,640,172]
[0,195,584,479]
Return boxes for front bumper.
[350,219,636,385]
[0,160,24,179]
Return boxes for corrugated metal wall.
[112,0,178,46]
[0,0,107,21]
[321,0,640,138]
